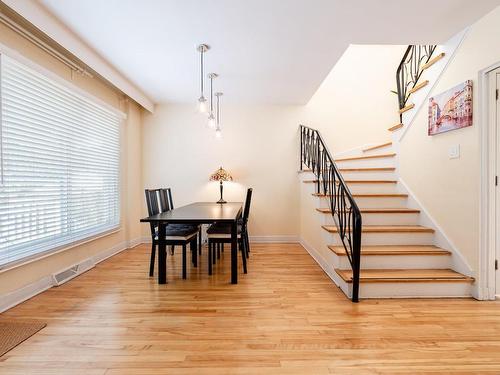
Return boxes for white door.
[496,72,500,296]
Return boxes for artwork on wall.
[428,80,473,136]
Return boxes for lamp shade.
[209,167,233,182]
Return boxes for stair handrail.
[396,45,436,122]
[299,125,362,302]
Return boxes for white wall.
[304,44,407,152]
[399,6,500,273]
[142,104,303,239]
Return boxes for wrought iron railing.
[396,45,436,121]
[300,125,362,302]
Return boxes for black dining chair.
[160,188,203,256]
[145,189,199,279]
[206,188,252,275]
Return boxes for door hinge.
[496,176,498,186]
[497,89,499,100]
[496,259,498,270]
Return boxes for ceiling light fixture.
[214,92,223,138]
[207,73,218,128]
[196,44,209,113]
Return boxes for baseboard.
[299,237,342,289]
[0,276,53,313]
[0,236,145,313]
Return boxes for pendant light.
[214,92,223,138]
[207,73,218,128]
[196,44,209,113]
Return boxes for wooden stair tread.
[317,207,419,214]
[399,103,415,114]
[313,193,407,198]
[388,123,403,132]
[301,167,395,172]
[304,179,397,184]
[322,225,434,233]
[335,268,473,284]
[408,80,429,95]
[335,153,396,162]
[339,167,395,172]
[363,142,392,152]
[329,245,450,256]
[421,52,445,70]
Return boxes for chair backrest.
[242,188,253,227]
[159,188,174,212]
[144,189,161,237]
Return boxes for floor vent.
[52,259,95,286]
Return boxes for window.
[0,54,121,268]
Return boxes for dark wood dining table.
[140,202,243,284]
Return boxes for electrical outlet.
[448,144,460,159]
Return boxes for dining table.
[140,202,243,284]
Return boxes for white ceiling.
[38,0,500,105]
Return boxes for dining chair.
[145,189,199,279]
[206,188,252,275]
[160,188,203,256]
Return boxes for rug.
[0,320,46,357]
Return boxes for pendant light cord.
[210,76,214,113]
[216,94,220,125]
[200,50,204,96]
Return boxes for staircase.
[299,138,474,299]
[299,38,475,300]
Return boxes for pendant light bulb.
[215,126,222,138]
[198,96,207,113]
[208,113,216,128]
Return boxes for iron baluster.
[299,125,362,302]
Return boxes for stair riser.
[346,183,400,195]
[353,281,473,299]
[362,145,394,156]
[336,254,450,269]
[328,232,434,246]
[335,158,395,169]
[318,196,408,209]
[321,212,420,226]
[340,171,396,180]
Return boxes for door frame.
[479,63,500,300]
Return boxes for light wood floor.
[1,243,500,374]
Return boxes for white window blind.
[0,54,121,268]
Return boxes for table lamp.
[210,166,233,204]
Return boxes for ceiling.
[38,0,500,105]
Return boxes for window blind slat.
[0,55,121,268]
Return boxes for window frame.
[0,43,126,273]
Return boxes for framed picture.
[428,80,473,136]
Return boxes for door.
[496,72,500,296]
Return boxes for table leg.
[158,223,167,284]
[231,220,238,284]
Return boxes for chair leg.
[217,242,221,260]
[170,245,175,256]
[208,241,213,275]
[149,243,156,277]
[191,238,197,268]
[245,231,250,258]
[239,239,247,274]
[198,227,202,255]
[221,243,224,253]
[182,244,187,279]
[212,243,217,265]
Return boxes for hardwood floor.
[1,243,500,374]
